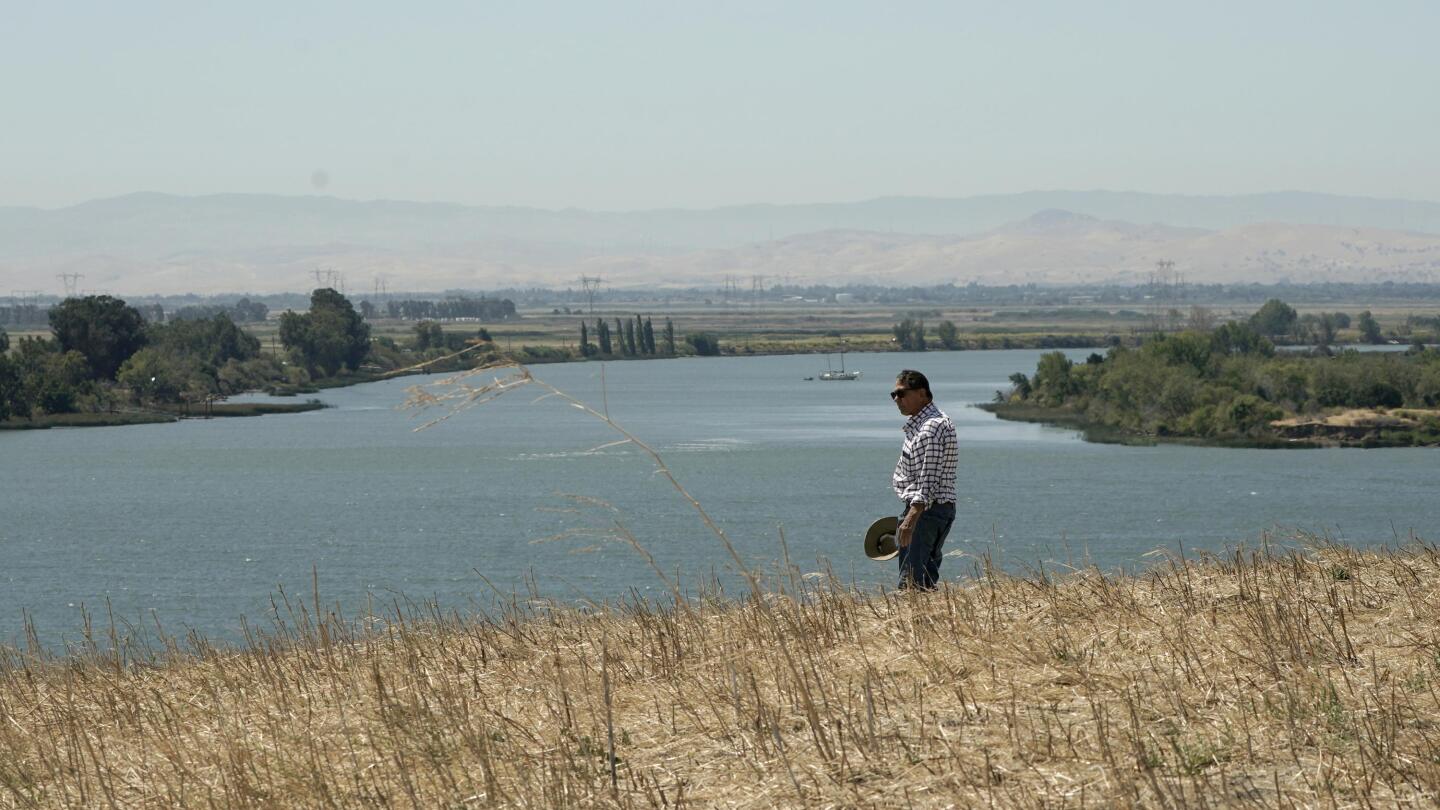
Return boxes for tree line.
[0,295,287,421]
[998,300,1440,443]
[0,290,391,422]
[167,298,271,323]
[379,297,516,322]
[579,316,691,357]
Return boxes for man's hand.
[897,503,925,548]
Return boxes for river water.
[2,349,1437,649]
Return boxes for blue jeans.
[897,502,955,590]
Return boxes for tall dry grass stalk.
[3,361,1438,806]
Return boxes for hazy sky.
[3,1,1437,210]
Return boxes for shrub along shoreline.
[991,301,1440,448]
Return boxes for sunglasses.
[890,387,913,400]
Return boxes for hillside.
[5,191,1440,294]
[2,540,1436,806]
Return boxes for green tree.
[1249,299,1298,338]
[0,355,19,421]
[579,321,592,356]
[613,318,627,356]
[413,320,445,350]
[1007,372,1032,400]
[642,317,656,354]
[686,333,721,356]
[892,318,927,351]
[0,326,8,354]
[623,318,637,356]
[279,288,371,377]
[1032,351,1075,406]
[150,314,261,367]
[1211,321,1274,357]
[1357,310,1383,344]
[937,320,961,349]
[663,318,676,355]
[15,342,90,415]
[117,348,205,403]
[48,295,148,379]
[596,319,612,355]
[233,297,269,322]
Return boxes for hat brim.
[864,516,900,561]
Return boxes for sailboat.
[818,348,861,381]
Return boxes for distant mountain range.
[3,191,1440,295]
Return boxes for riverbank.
[981,401,1440,448]
[0,400,325,430]
[2,540,1435,806]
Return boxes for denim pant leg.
[897,503,955,590]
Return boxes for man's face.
[891,379,928,416]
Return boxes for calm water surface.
[3,349,1437,648]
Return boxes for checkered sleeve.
[893,406,958,507]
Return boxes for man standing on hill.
[890,369,958,590]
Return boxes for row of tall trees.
[579,316,676,358]
[382,297,516,322]
[892,319,965,351]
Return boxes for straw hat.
[864,516,900,561]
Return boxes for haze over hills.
[3,191,1440,295]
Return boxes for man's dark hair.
[896,369,931,398]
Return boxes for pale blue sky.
[2,1,1436,210]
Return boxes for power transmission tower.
[1148,260,1178,333]
[751,275,765,309]
[19,290,43,308]
[57,273,83,298]
[579,276,605,313]
[720,275,741,305]
[311,268,340,290]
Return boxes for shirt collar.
[903,401,940,436]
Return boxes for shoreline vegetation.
[0,400,326,430]
[4,290,1438,432]
[3,539,1438,805]
[989,300,1440,449]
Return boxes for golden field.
[3,537,1439,807]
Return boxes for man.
[890,369,958,590]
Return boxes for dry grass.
[1272,408,1434,429]
[3,540,1440,807]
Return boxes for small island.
[986,299,1440,448]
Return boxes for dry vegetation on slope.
[3,539,1440,807]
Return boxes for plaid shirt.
[892,402,957,508]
